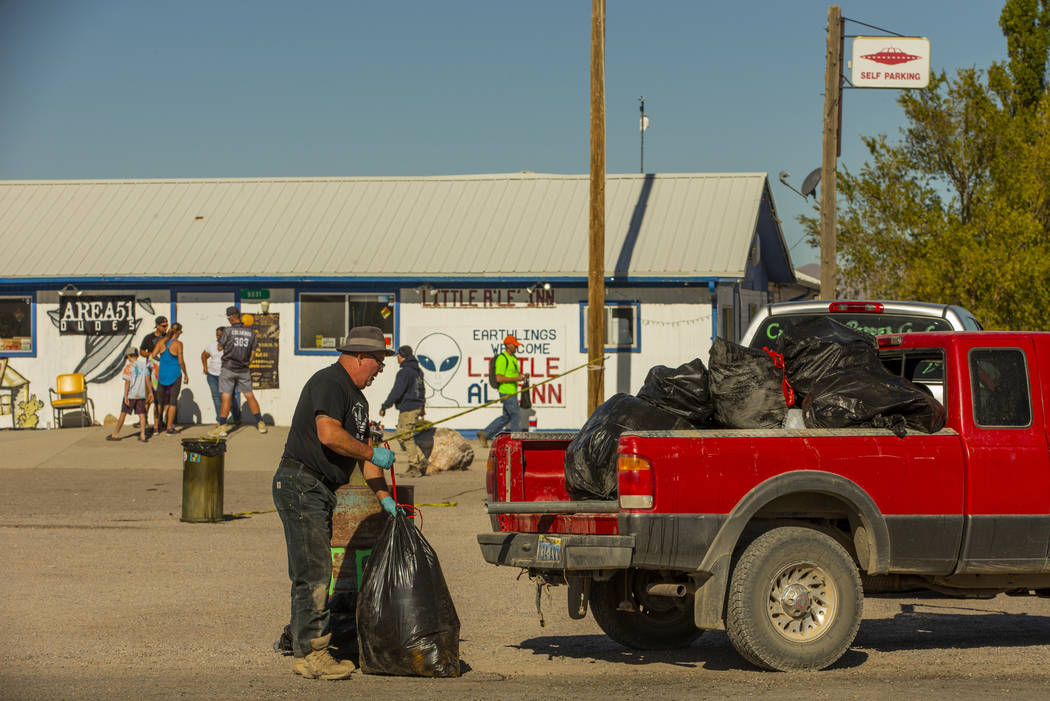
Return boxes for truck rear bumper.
[477,532,634,570]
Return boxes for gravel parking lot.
[4,425,1050,699]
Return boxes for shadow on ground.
[856,604,1050,652]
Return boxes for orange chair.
[49,373,95,428]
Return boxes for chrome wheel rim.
[765,560,837,642]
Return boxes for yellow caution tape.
[417,502,458,507]
[386,355,607,442]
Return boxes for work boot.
[477,431,488,448]
[296,634,355,680]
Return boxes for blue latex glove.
[371,446,395,470]
[380,495,398,516]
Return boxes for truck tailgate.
[487,433,621,535]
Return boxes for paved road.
[3,425,1050,699]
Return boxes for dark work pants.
[272,464,335,658]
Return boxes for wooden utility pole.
[820,4,842,299]
[587,0,606,415]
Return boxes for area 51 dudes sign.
[851,36,930,89]
[58,295,136,335]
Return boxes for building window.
[970,348,1031,428]
[297,292,395,353]
[0,295,33,355]
[580,302,641,353]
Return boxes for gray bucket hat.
[337,325,395,355]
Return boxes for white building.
[0,172,800,432]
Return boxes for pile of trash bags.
[565,317,946,500]
[565,359,714,500]
[781,318,945,436]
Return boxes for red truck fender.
[692,470,891,630]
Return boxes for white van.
[741,300,983,350]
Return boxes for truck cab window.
[879,349,946,407]
[970,348,1031,428]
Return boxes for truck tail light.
[486,453,496,500]
[828,301,884,314]
[618,455,653,509]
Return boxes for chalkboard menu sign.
[249,313,279,389]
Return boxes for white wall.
[4,285,717,432]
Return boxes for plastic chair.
[49,373,95,428]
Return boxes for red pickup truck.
[478,331,1050,671]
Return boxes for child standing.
[107,348,152,442]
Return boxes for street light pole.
[639,96,645,173]
[820,4,843,299]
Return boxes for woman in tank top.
[151,322,189,434]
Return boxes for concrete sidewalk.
[0,423,288,472]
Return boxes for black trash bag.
[708,338,789,428]
[565,394,693,501]
[636,358,715,426]
[801,368,946,437]
[356,510,460,677]
[779,317,882,400]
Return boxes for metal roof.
[0,172,792,283]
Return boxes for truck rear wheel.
[589,570,702,650]
[725,527,862,671]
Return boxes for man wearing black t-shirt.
[272,325,397,680]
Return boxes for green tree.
[803,0,1050,329]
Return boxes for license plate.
[536,535,563,562]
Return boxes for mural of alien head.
[415,332,462,406]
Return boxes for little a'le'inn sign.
[851,36,930,89]
[58,295,136,335]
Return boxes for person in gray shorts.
[210,306,268,435]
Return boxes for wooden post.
[820,4,842,299]
[587,0,606,415]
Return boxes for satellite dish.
[801,168,822,199]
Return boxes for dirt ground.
[3,425,1050,699]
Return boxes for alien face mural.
[415,332,462,407]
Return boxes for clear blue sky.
[0,1,1008,267]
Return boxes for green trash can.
[181,438,226,523]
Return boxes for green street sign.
[240,289,270,300]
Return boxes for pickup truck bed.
[478,332,1050,671]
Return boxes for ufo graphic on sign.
[860,47,921,66]
[851,36,930,88]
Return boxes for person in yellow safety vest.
[477,335,528,448]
